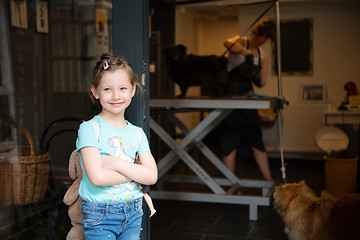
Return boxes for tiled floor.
[149,157,326,240]
[0,156,326,240]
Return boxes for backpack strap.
[89,118,140,143]
[78,119,100,178]
[133,125,150,194]
[88,119,142,144]
[134,126,142,144]
[88,119,100,141]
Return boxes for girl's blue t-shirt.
[76,116,150,203]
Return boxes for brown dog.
[273,181,360,240]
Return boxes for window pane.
[50,0,113,92]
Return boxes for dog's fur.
[163,44,228,98]
[273,181,360,240]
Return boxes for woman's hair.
[252,18,276,41]
[90,53,140,103]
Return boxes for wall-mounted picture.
[36,0,49,33]
[273,19,313,76]
[10,0,28,29]
[302,85,325,101]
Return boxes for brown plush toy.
[63,150,156,240]
[63,150,85,240]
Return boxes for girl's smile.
[110,102,124,107]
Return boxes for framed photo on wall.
[302,85,325,101]
[36,0,49,33]
[273,19,313,75]
[10,0,28,29]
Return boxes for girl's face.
[91,69,136,117]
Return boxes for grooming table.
[149,97,281,220]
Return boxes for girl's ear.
[131,83,137,97]
[90,85,99,99]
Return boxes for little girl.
[76,53,158,240]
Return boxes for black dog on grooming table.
[163,44,228,98]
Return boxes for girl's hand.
[101,155,132,182]
[100,151,157,185]
[81,147,130,186]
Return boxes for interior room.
[0,0,359,239]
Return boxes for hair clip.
[103,61,109,70]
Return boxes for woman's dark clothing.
[227,53,262,96]
[220,41,266,156]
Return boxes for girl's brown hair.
[89,53,140,104]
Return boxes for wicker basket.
[0,126,51,205]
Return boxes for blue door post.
[113,0,150,239]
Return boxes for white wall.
[175,1,360,156]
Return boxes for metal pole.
[274,0,282,97]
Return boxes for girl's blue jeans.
[80,198,143,240]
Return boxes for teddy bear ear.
[63,179,80,205]
[68,150,79,180]
[75,151,83,177]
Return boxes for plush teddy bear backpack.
[63,119,156,240]
[63,149,85,240]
